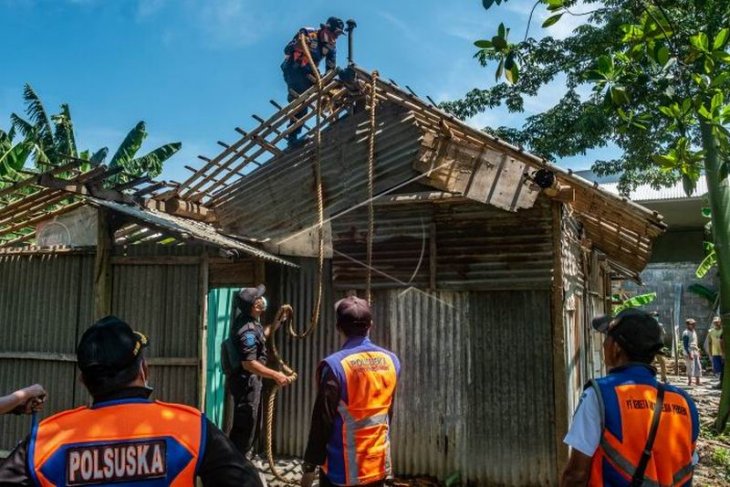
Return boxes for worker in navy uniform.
[0,316,263,487]
[228,285,293,457]
[281,16,344,147]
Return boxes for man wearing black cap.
[227,285,293,458]
[0,316,263,487]
[560,309,699,487]
[280,17,344,147]
[301,296,400,487]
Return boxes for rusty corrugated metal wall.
[268,259,557,485]
[334,199,554,291]
[0,246,206,451]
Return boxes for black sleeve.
[235,322,258,362]
[325,43,337,71]
[0,435,32,486]
[198,418,263,487]
[303,363,340,466]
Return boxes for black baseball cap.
[335,296,372,329]
[592,308,666,359]
[238,284,265,305]
[77,316,149,375]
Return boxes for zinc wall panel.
[333,198,554,291]
[112,261,201,407]
[267,260,557,485]
[0,253,94,450]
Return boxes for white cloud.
[377,10,418,42]
[194,0,268,49]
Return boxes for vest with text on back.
[29,398,205,486]
[588,364,698,487]
[321,337,400,486]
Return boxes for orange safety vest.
[588,365,698,487]
[321,337,400,486]
[29,398,204,486]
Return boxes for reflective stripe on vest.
[321,338,400,486]
[587,367,696,487]
[29,399,205,487]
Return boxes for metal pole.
[346,19,357,65]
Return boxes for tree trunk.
[700,120,730,432]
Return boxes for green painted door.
[205,288,237,428]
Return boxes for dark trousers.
[282,63,314,140]
[229,375,262,457]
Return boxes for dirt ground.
[667,374,730,486]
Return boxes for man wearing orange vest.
[561,309,699,487]
[0,316,263,487]
[301,296,400,487]
[281,17,344,147]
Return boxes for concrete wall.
[621,262,718,345]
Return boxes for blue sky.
[1,0,612,183]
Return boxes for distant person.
[281,17,344,147]
[225,285,293,458]
[706,316,724,388]
[0,316,262,487]
[301,296,400,487]
[0,384,46,415]
[683,318,702,386]
[561,309,699,486]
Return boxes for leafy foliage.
[613,292,657,314]
[442,0,730,195]
[6,85,180,184]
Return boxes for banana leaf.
[128,142,181,179]
[614,292,657,313]
[696,249,717,278]
[109,122,147,169]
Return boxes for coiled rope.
[263,305,298,484]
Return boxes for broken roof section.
[177,66,666,274]
[0,159,296,266]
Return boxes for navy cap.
[77,316,149,375]
[592,308,666,359]
[335,296,372,329]
[239,284,266,305]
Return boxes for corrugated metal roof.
[598,178,708,202]
[87,198,297,267]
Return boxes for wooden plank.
[551,201,570,474]
[209,260,255,287]
[198,252,209,410]
[94,208,113,319]
[111,256,201,266]
[0,200,84,239]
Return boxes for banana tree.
[10,84,181,182]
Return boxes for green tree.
[0,128,32,189]
[445,0,730,430]
[10,84,181,183]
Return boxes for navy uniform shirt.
[230,315,267,399]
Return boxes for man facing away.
[0,316,262,486]
[561,309,699,486]
[227,285,293,458]
[281,17,344,147]
[301,296,400,487]
[683,318,702,386]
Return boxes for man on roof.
[281,17,345,147]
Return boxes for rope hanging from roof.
[287,33,324,339]
[365,71,379,304]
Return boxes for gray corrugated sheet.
[112,260,202,406]
[87,197,296,267]
[215,105,425,244]
[597,178,707,202]
[332,198,554,291]
[266,261,557,485]
[0,253,95,449]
